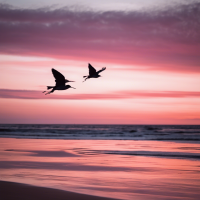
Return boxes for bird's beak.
[71,87,76,89]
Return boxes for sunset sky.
[0,0,200,124]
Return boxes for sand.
[0,181,118,200]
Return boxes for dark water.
[0,124,200,141]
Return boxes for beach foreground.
[0,138,200,200]
[0,181,118,200]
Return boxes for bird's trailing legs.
[42,86,54,93]
[45,88,54,95]
[83,76,88,82]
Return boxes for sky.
[0,0,200,124]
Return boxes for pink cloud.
[0,3,200,72]
[1,89,200,100]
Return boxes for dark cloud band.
[0,3,200,71]
[0,89,200,100]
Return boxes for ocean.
[0,124,200,200]
[1,124,200,141]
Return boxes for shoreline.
[0,181,119,200]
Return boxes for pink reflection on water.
[0,138,200,200]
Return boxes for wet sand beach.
[0,181,118,200]
[0,138,200,200]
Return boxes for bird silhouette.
[83,63,106,82]
[43,68,75,95]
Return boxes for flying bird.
[83,63,106,82]
[43,68,75,95]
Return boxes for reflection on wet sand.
[0,138,200,200]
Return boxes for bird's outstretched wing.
[52,68,66,86]
[88,63,96,76]
[97,67,106,74]
[65,79,74,83]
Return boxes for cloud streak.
[0,3,200,72]
[1,89,200,100]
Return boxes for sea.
[1,124,200,141]
[0,124,200,200]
